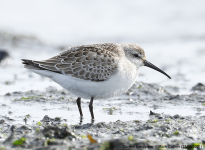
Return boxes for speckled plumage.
[38,46,118,81]
[22,43,145,82]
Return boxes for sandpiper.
[22,43,171,120]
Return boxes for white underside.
[32,59,138,99]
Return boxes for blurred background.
[0,0,205,95]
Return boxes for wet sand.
[1,82,205,150]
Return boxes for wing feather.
[31,46,119,81]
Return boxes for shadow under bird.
[22,43,171,121]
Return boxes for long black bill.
[144,60,171,79]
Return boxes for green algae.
[13,137,26,146]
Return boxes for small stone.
[191,83,205,91]
[5,93,11,96]
[169,95,180,100]
[173,114,180,119]
[0,119,5,124]
[42,115,51,122]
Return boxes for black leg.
[89,97,94,120]
[76,97,83,117]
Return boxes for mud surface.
[1,82,205,150]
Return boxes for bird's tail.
[22,59,43,70]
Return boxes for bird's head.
[122,44,171,79]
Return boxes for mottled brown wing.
[33,46,119,81]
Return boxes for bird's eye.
[133,54,139,57]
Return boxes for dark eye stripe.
[134,54,139,57]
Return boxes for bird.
[22,43,171,120]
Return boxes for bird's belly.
[51,65,138,99]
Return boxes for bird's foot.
[79,116,83,125]
[91,118,95,124]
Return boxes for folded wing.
[22,46,119,81]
